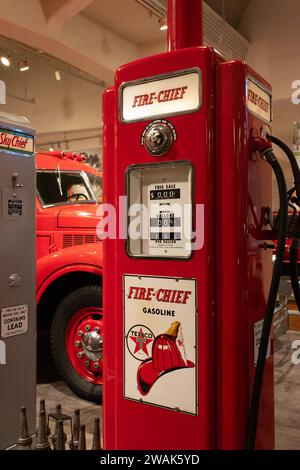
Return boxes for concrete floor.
[274,330,300,450]
[36,330,101,450]
[36,330,300,450]
[36,382,101,450]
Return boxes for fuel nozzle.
[253,136,274,162]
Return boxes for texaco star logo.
[126,325,155,361]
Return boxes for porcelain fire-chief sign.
[124,274,197,415]
[120,69,202,123]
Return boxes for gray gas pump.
[0,112,36,449]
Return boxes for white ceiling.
[83,0,165,44]
[83,0,250,46]
[205,0,250,28]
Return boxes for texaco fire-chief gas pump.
[102,0,293,450]
[0,112,36,449]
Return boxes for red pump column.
[167,0,203,51]
[102,0,275,450]
[102,0,216,450]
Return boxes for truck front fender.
[37,243,103,303]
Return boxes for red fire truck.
[36,151,102,403]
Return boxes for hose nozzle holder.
[253,136,275,163]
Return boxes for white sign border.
[123,273,198,416]
[119,67,202,124]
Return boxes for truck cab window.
[87,174,103,204]
[37,170,96,207]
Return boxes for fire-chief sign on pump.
[124,275,197,415]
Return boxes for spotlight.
[159,17,168,31]
[55,70,62,81]
[1,55,11,67]
[19,61,29,72]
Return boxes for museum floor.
[37,330,300,450]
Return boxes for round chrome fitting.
[144,122,173,156]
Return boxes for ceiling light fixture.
[159,17,168,31]
[19,61,29,72]
[1,55,11,67]
[55,70,62,81]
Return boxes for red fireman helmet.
[137,321,194,396]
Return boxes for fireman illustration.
[137,321,195,396]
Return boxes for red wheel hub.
[66,307,103,385]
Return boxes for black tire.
[50,285,102,403]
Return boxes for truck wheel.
[50,285,103,403]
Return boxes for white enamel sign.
[121,69,202,122]
[124,275,197,415]
[1,304,28,339]
[0,129,34,154]
[247,77,271,123]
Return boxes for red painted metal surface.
[57,206,99,229]
[273,228,300,269]
[102,87,118,451]
[36,244,102,302]
[35,151,103,293]
[216,61,274,450]
[66,306,103,384]
[35,152,103,389]
[102,0,274,451]
[36,152,101,175]
[167,0,203,51]
[103,46,216,450]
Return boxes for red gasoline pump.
[102,0,297,450]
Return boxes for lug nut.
[75,341,80,347]
[85,325,91,332]
[94,327,100,333]
[94,362,99,369]
[84,360,90,367]
[77,352,83,359]
[78,330,83,337]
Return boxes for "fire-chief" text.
[132,86,188,108]
[127,286,192,304]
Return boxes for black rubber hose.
[290,237,300,310]
[267,134,300,203]
[267,135,300,316]
[246,150,288,450]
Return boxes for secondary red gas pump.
[102,0,287,450]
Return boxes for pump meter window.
[127,162,193,258]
